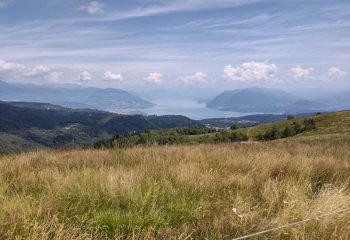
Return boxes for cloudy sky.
[0,0,349,90]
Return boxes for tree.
[256,133,264,141]
[261,127,280,140]
[287,115,295,120]
[304,119,316,131]
[282,126,296,138]
[257,126,281,141]
[230,132,249,141]
[214,131,231,143]
[293,121,303,134]
[230,122,239,130]
[268,126,281,140]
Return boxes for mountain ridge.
[206,87,347,114]
[207,87,297,112]
[0,80,155,111]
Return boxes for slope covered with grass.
[0,138,349,239]
[241,110,350,140]
[1,110,350,239]
[95,110,350,149]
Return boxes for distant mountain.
[284,100,326,114]
[336,91,350,103]
[0,101,201,153]
[207,87,297,113]
[320,91,350,111]
[0,80,154,111]
[206,87,349,114]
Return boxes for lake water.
[142,98,253,120]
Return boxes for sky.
[0,0,349,92]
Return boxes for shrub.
[214,131,231,143]
[304,119,317,131]
[230,122,239,130]
[282,126,296,138]
[230,132,249,141]
[293,121,303,134]
[256,133,264,141]
[214,131,248,143]
[264,127,281,140]
[257,119,317,142]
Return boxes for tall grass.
[0,139,349,239]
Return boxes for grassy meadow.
[0,136,349,239]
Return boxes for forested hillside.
[0,101,200,153]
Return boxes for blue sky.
[0,0,349,91]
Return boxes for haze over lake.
[142,98,254,120]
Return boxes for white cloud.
[145,72,163,84]
[104,71,123,81]
[79,1,104,15]
[25,65,50,77]
[291,65,314,80]
[95,0,261,21]
[78,71,92,81]
[327,67,347,79]
[224,62,277,82]
[0,59,61,82]
[0,59,26,72]
[46,71,63,82]
[180,72,207,83]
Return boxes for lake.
[142,98,254,120]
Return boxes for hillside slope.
[96,110,350,148]
[0,109,349,239]
[197,110,350,143]
[0,101,201,153]
[199,112,314,128]
[241,110,350,140]
[0,137,348,239]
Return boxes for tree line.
[256,119,317,141]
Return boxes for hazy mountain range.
[1,80,349,117]
[0,80,154,111]
[207,87,350,114]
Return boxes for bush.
[262,127,281,140]
[214,131,248,143]
[214,132,230,143]
[293,121,303,134]
[282,126,296,138]
[304,119,316,131]
[230,132,249,141]
[257,119,317,141]
[230,122,239,130]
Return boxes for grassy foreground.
[0,138,349,239]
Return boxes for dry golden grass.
[0,139,349,239]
